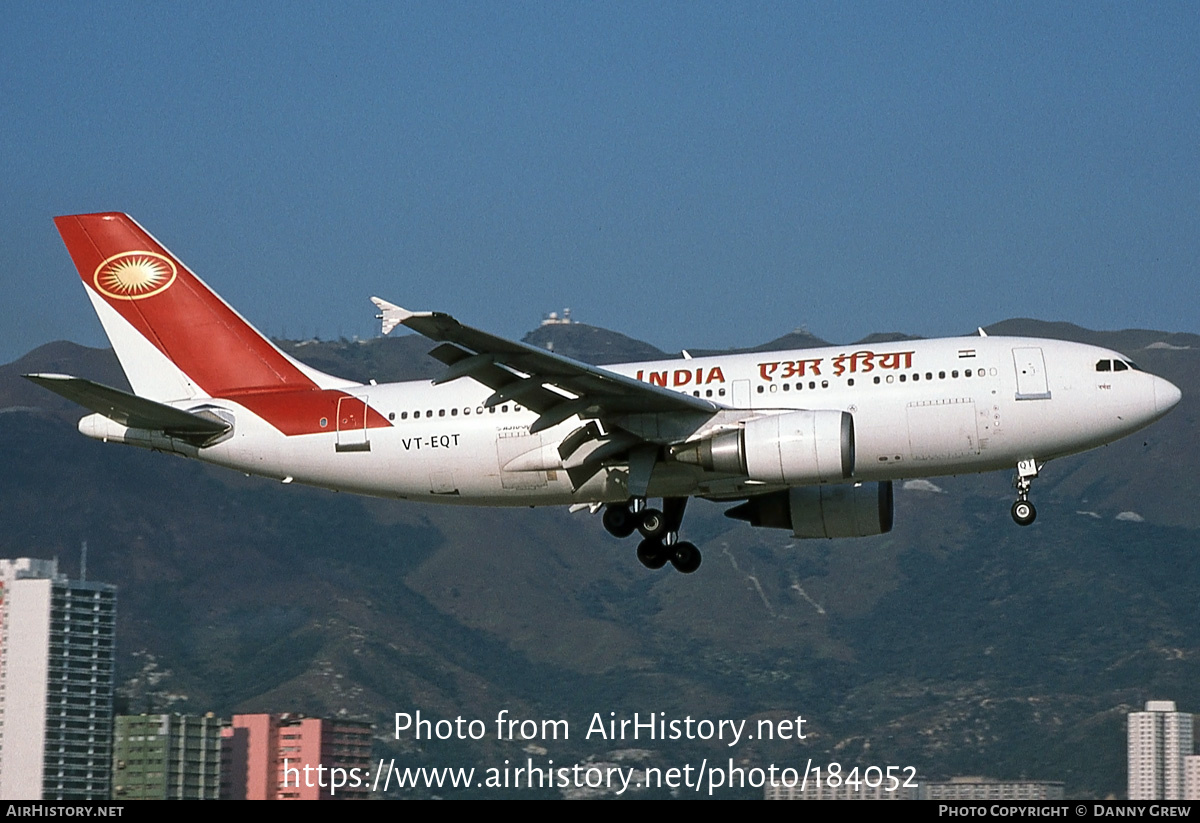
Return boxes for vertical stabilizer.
[54,213,353,400]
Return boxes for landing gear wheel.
[1011,499,1036,526]
[1009,459,1040,527]
[670,541,702,574]
[637,508,667,539]
[636,538,669,570]
[602,504,636,538]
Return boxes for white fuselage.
[50,213,1182,540]
[151,335,1176,506]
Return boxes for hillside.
[1,320,1196,797]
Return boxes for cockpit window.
[1125,360,1141,371]
[1113,360,1128,372]
[1096,359,1111,371]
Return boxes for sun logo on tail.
[93,252,178,300]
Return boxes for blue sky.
[2,2,1197,364]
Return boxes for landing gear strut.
[603,497,702,574]
[636,507,667,540]
[1011,459,1039,526]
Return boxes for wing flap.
[371,297,720,426]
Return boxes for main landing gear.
[1010,458,1039,526]
[603,497,701,574]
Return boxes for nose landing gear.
[1010,459,1039,526]
[1011,498,1036,526]
[603,497,701,573]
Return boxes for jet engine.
[671,409,854,484]
[725,481,894,538]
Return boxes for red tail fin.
[55,213,341,399]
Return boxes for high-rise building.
[1128,700,1194,800]
[764,775,1063,801]
[113,714,224,799]
[920,777,1065,800]
[0,558,117,800]
[222,714,373,800]
[765,778,918,800]
[1184,756,1200,801]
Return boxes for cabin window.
[964,369,972,377]
[939,371,946,379]
[899,374,907,382]
[757,386,764,394]
[873,376,881,384]
[439,409,446,417]
[952,370,959,378]
[821,380,828,388]
[400,412,408,420]
[926,372,933,380]
[847,378,855,387]
[912,373,920,381]
[718,388,726,396]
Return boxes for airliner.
[29,213,1182,574]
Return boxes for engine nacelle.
[725,481,894,538]
[672,409,854,484]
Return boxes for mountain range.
[1,318,1196,798]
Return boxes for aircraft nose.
[1154,376,1182,415]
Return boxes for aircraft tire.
[637,508,667,539]
[637,538,670,570]
[670,542,702,574]
[1011,500,1036,526]
[603,504,637,538]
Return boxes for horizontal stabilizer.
[24,374,230,436]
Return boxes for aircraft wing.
[372,298,719,434]
[24,374,230,438]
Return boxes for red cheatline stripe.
[226,389,391,435]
